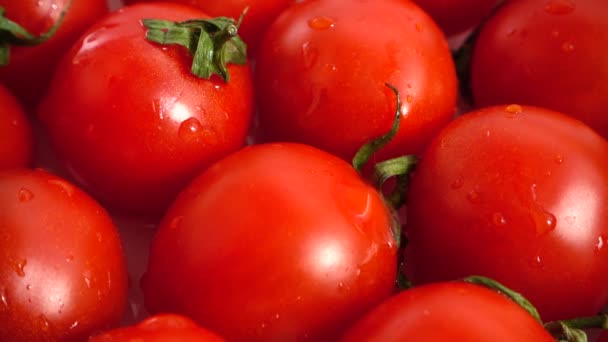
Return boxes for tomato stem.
[142,9,248,81]
[0,0,71,66]
[352,83,402,172]
[373,155,417,209]
[545,314,608,342]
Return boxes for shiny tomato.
[88,314,226,342]
[340,281,555,341]
[0,0,109,111]
[122,0,294,54]
[470,0,608,138]
[39,3,254,215]
[404,105,608,322]
[413,0,497,36]
[254,0,457,164]
[0,84,33,170]
[142,143,398,342]
[0,168,128,342]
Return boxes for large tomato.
[0,0,109,111]
[0,84,33,170]
[470,0,608,138]
[121,0,294,54]
[413,0,497,36]
[0,169,128,342]
[38,3,254,215]
[142,143,398,342]
[254,0,457,164]
[340,281,555,341]
[88,314,226,342]
[404,104,608,322]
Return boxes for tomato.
[404,104,608,321]
[254,0,457,165]
[121,0,294,54]
[0,0,109,112]
[88,314,226,342]
[598,330,608,342]
[0,84,33,170]
[470,0,608,138]
[142,143,398,342]
[0,168,128,342]
[38,3,254,215]
[413,0,497,36]
[340,281,555,341]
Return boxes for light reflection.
[168,102,193,124]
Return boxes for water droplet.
[467,190,480,204]
[38,314,50,331]
[451,177,464,189]
[301,42,319,68]
[296,295,302,301]
[66,255,74,262]
[530,183,538,201]
[169,216,183,230]
[308,16,335,30]
[83,270,92,289]
[492,213,507,226]
[595,235,608,254]
[338,281,345,290]
[544,0,576,15]
[551,29,560,37]
[18,188,34,202]
[11,119,19,127]
[415,23,424,32]
[555,155,564,164]
[26,284,32,291]
[532,209,557,235]
[406,95,413,103]
[561,41,575,52]
[504,104,523,117]
[13,259,27,277]
[323,64,337,72]
[532,255,543,268]
[178,117,203,142]
[69,321,79,330]
[273,313,280,320]
[1,289,9,309]
[48,179,75,197]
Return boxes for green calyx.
[0,1,72,66]
[142,9,248,81]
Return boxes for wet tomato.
[0,84,33,170]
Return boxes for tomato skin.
[0,84,33,170]
[142,143,398,342]
[88,314,226,342]
[38,3,254,215]
[0,169,128,342]
[404,105,608,322]
[0,0,109,111]
[121,0,294,54]
[413,0,497,36]
[471,0,608,138]
[254,0,457,164]
[340,281,555,341]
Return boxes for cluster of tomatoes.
[1,0,607,341]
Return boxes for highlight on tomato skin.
[141,142,399,342]
[339,281,555,342]
[404,104,608,322]
[0,84,33,170]
[88,313,227,342]
[0,0,110,112]
[0,168,129,342]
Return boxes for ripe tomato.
[142,143,398,342]
[598,330,608,342]
[470,0,608,138]
[0,168,128,342]
[88,314,226,342]
[0,0,109,111]
[121,0,294,54]
[413,0,497,36]
[0,84,33,170]
[340,281,555,341]
[254,0,457,164]
[404,105,608,322]
[38,3,254,215]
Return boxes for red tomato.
[340,281,555,341]
[598,330,608,342]
[254,0,457,164]
[0,84,33,170]
[121,0,294,54]
[0,168,128,342]
[404,105,608,322]
[413,0,497,36]
[0,0,109,111]
[38,3,254,215]
[88,314,226,342]
[470,0,608,138]
[142,143,398,342]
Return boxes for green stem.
[545,314,608,342]
[373,155,417,209]
[0,1,72,66]
[142,10,248,81]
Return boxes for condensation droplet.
[530,183,538,201]
[11,119,19,127]
[69,321,79,330]
[301,42,319,68]
[18,188,34,202]
[532,255,543,268]
[504,104,523,117]
[308,16,335,30]
[467,190,480,204]
[451,177,464,189]
[544,0,576,15]
[595,235,608,254]
[66,255,74,262]
[13,259,27,277]
[555,155,564,164]
[492,213,507,226]
[415,23,423,32]
[38,314,50,331]
[169,216,183,230]
[551,29,560,37]
[561,41,575,52]
[83,270,92,289]
[26,284,32,291]
[406,95,413,103]
[178,117,203,142]
[1,289,8,309]
[535,210,557,235]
